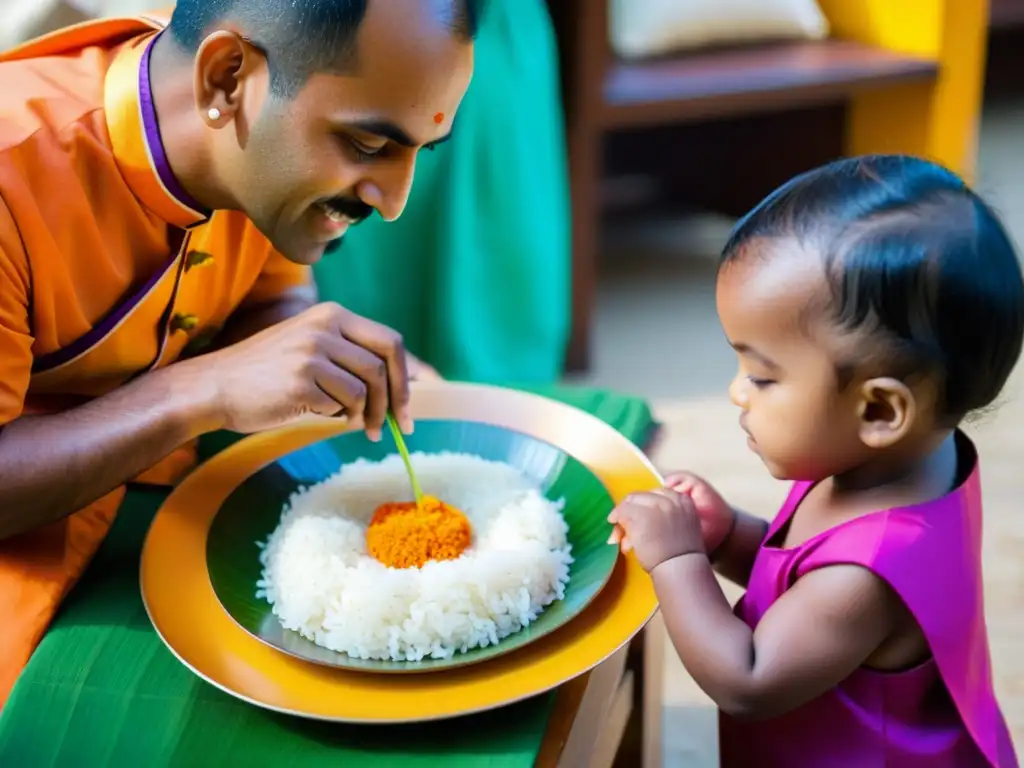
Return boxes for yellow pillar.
[816,0,990,182]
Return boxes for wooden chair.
[547,1,991,372]
[991,0,1024,28]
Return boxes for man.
[0,0,480,704]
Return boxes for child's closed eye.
[747,376,775,388]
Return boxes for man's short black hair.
[169,0,485,96]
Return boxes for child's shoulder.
[785,432,983,568]
[791,457,983,610]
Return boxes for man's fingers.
[309,303,411,432]
[309,361,366,420]
[408,352,443,382]
[334,309,412,433]
[319,334,390,439]
[304,379,347,419]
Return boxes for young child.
[609,155,1022,767]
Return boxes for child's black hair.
[721,154,1024,423]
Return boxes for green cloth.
[0,386,654,767]
[313,0,571,384]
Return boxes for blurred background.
[10,0,1020,400]
[5,1,1024,765]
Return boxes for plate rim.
[140,381,664,724]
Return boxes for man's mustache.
[322,197,373,223]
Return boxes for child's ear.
[856,377,916,449]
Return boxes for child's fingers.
[610,499,651,524]
[652,487,693,511]
[673,481,695,497]
[607,525,624,545]
[623,493,665,510]
[664,471,698,490]
[620,534,633,553]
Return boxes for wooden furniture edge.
[534,422,667,766]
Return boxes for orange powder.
[366,495,472,569]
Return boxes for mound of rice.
[255,452,573,662]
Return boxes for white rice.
[255,452,573,662]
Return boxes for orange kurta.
[0,13,312,705]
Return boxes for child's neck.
[828,431,959,507]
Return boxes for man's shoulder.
[0,38,130,244]
[0,86,118,248]
[0,15,166,153]
[0,37,123,150]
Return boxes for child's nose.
[728,374,748,408]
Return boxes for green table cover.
[0,386,655,767]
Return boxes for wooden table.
[540,423,669,767]
[538,612,665,768]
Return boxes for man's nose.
[356,153,417,223]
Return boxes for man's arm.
[0,359,222,540]
[0,299,416,541]
[0,259,316,540]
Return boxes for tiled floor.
[571,97,1024,766]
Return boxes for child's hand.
[607,489,705,572]
[664,472,736,555]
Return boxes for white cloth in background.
[608,0,830,59]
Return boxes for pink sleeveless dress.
[719,434,1018,767]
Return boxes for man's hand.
[407,352,442,382]
[204,302,411,440]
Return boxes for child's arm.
[654,555,898,719]
[609,488,899,720]
[710,508,768,589]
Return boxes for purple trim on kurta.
[31,229,187,374]
[30,35,210,377]
[144,241,192,374]
[138,33,210,217]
